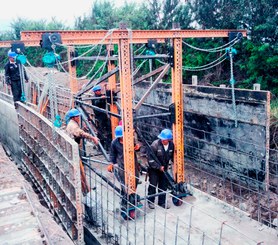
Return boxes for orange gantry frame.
[1,28,247,193]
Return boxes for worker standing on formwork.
[65,108,99,195]
[4,51,29,108]
[147,129,174,209]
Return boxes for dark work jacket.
[92,94,107,118]
[4,60,29,84]
[148,139,174,171]
[109,138,139,182]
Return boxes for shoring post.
[171,33,185,183]
[107,44,119,138]
[118,28,136,193]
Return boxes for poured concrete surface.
[87,158,278,245]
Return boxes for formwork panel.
[17,103,83,244]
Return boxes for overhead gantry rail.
[0,29,246,47]
[0,27,247,195]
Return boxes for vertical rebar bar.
[218,221,226,245]
[187,206,193,244]
[143,184,147,245]
[152,205,157,245]
[174,216,179,245]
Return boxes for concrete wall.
[0,92,21,163]
[134,82,270,187]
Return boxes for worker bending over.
[65,108,98,195]
[147,129,174,209]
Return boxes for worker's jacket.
[92,94,107,118]
[66,119,93,144]
[148,139,174,171]
[109,138,139,182]
[4,60,29,84]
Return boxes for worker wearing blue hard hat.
[65,108,98,145]
[65,108,99,196]
[92,85,102,92]
[147,128,174,209]
[91,83,112,151]
[108,125,140,196]
[4,50,29,107]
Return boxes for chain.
[19,63,26,102]
[47,70,56,135]
[229,48,238,127]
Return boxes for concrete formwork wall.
[134,82,270,188]
[0,91,84,243]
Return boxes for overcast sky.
[0,0,139,31]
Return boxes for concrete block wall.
[134,82,270,187]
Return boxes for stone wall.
[134,82,270,187]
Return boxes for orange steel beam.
[107,45,119,138]
[40,97,49,115]
[14,29,247,46]
[171,37,184,183]
[68,46,78,94]
[0,28,247,193]
[118,37,136,193]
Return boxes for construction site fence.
[80,155,270,245]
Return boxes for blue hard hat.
[65,108,81,124]
[158,129,173,140]
[8,51,17,58]
[115,125,123,138]
[92,85,101,92]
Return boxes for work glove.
[5,77,11,85]
[134,143,141,151]
[107,164,114,172]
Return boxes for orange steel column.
[107,45,119,138]
[68,46,78,106]
[118,36,136,193]
[171,37,185,183]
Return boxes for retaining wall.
[135,82,270,188]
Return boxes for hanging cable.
[183,52,227,70]
[127,28,135,108]
[182,36,241,53]
[227,47,238,127]
[19,63,27,103]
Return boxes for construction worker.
[107,125,140,195]
[91,84,111,151]
[147,129,174,209]
[65,108,98,195]
[4,51,29,107]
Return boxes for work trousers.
[147,169,168,205]
[10,80,22,102]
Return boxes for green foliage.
[271,98,278,120]
[0,0,276,97]
[238,40,278,94]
